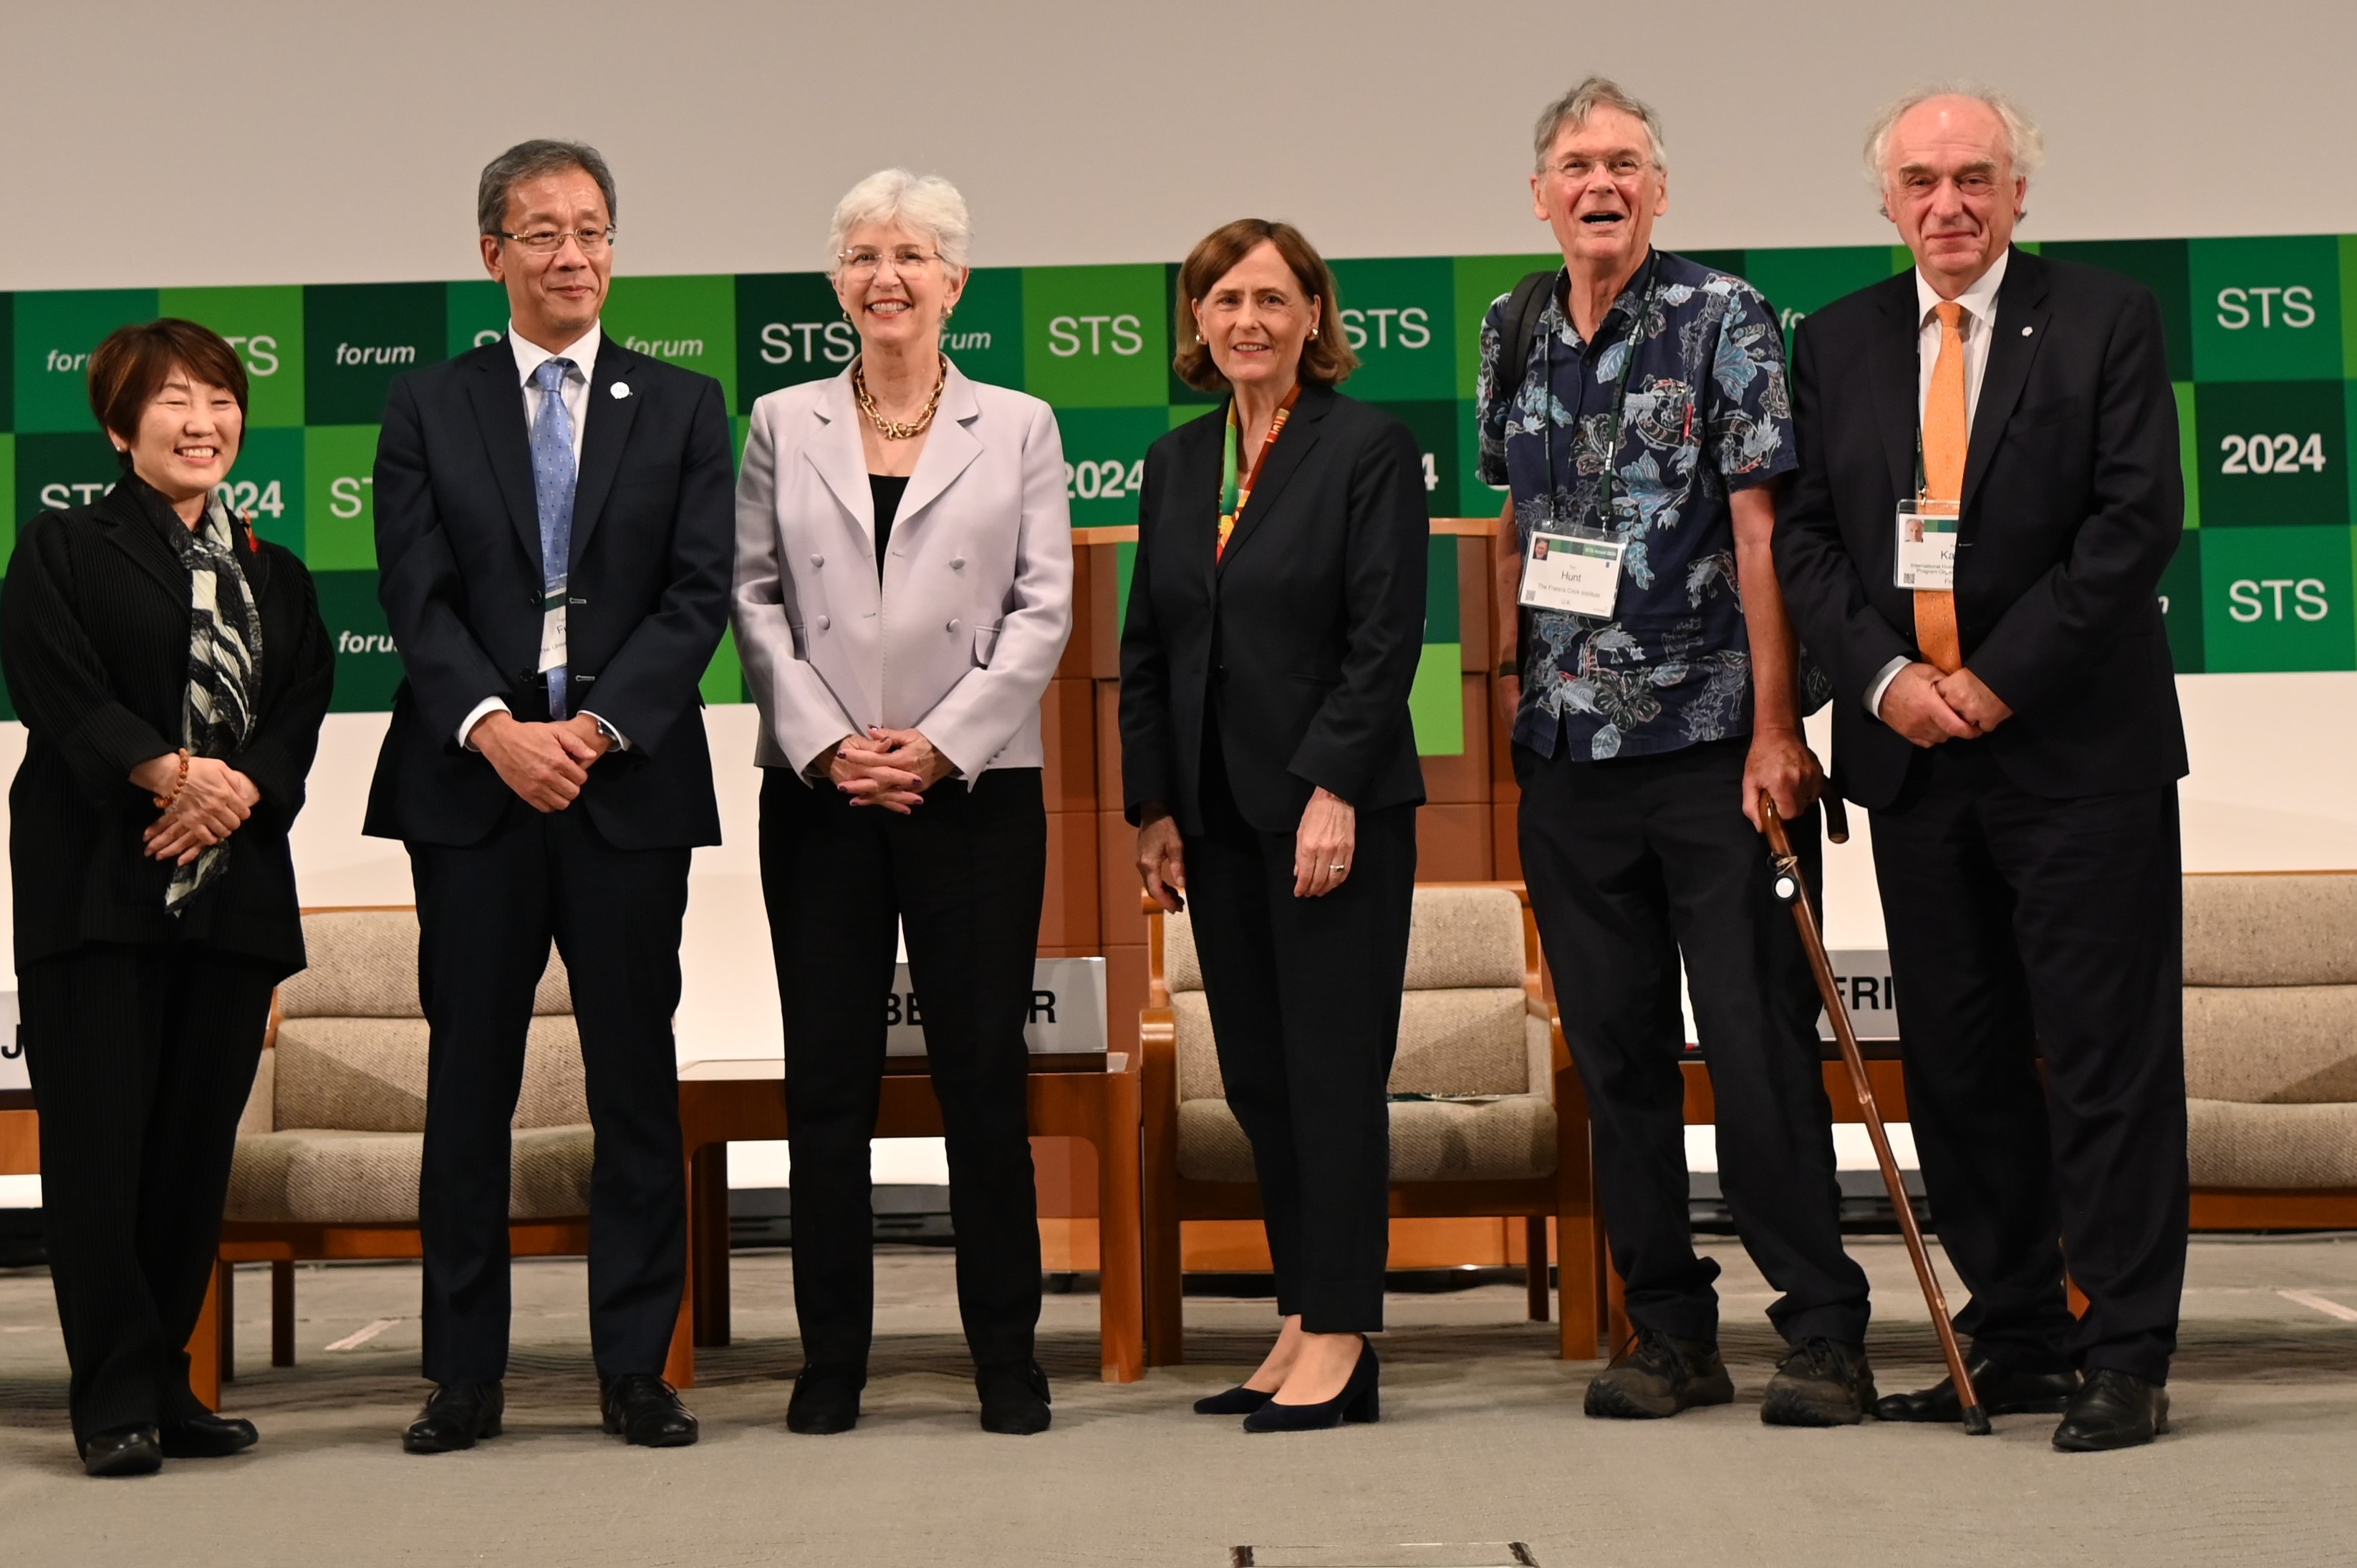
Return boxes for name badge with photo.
[1518,529,1626,618]
[1893,499,1959,591]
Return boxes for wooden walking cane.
[1758,792,1990,1436]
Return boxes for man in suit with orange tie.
[1776,87,2189,1451]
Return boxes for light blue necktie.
[530,357,577,720]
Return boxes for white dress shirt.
[460,321,627,749]
[1866,250,2012,721]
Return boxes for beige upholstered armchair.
[1141,883,1599,1363]
[187,907,597,1408]
[2184,872,2357,1226]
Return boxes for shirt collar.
[509,319,602,387]
[1551,248,1657,342]
[1914,248,2010,333]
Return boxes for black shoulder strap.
[1499,268,1560,396]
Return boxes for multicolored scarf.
[1215,384,1302,561]
[159,491,263,912]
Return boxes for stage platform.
[2,1237,2353,1565]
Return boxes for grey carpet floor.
[4,1234,2355,1567]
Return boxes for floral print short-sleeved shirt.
[1477,248,1816,761]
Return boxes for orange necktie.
[1915,301,1967,673]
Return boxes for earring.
[1309,327,1319,339]
[943,304,955,321]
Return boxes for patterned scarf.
[159,491,264,912]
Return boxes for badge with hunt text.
[1518,529,1624,618]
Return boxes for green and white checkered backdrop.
[7,236,2356,755]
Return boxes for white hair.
[1532,76,1669,175]
[1864,84,2046,190]
[827,168,972,275]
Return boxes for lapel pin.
[611,382,632,399]
[2021,326,2033,337]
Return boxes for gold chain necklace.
[854,356,947,440]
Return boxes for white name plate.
[884,958,1107,1058]
[0,994,24,1093]
[1816,949,1901,1042]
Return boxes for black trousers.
[1871,741,2186,1384]
[20,943,276,1443]
[758,766,1046,1372]
[410,805,691,1385]
[1184,747,1417,1333]
[1515,736,1869,1347]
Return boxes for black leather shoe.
[1876,1356,2080,1423]
[977,1360,1054,1435]
[403,1382,503,1453]
[2052,1369,2169,1452]
[1584,1329,1734,1420]
[786,1366,865,1435]
[1243,1338,1380,1433]
[1760,1337,1876,1427]
[1192,1383,1277,1415]
[158,1410,259,1458]
[82,1425,163,1478]
[602,1374,699,1448]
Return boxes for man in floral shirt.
[1480,78,1871,1426]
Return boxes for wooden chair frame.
[1140,881,1604,1363]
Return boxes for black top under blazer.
[1775,248,2190,810]
[1119,384,1429,837]
[1,475,334,977]
[364,335,735,850]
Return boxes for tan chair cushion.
[1175,1097,1556,1184]
[2184,873,2357,987]
[1163,884,1525,995]
[279,908,572,1019]
[226,1124,594,1224]
[2184,985,2357,1104]
[2188,1099,2357,1189]
[1172,989,1532,1102]
[271,1016,590,1132]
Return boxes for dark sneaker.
[1584,1330,1735,1420]
[1760,1337,1876,1427]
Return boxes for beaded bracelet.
[152,747,191,810]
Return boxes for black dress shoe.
[786,1366,865,1435]
[1243,1338,1380,1433]
[1760,1337,1876,1427]
[977,1360,1053,1435]
[602,1374,699,1448]
[1876,1356,2080,1423]
[82,1425,163,1478]
[158,1410,259,1458]
[1192,1383,1277,1415]
[403,1382,504,1453]
[2052,1369,2169,1452]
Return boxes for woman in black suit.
[2,319,332,1476]
[1119,220,1427,1432]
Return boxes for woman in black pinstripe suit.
[1,319,332,1476]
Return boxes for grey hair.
[827,168,973,276]
[1864,84,2046,189]
[477,139,617,236]
[1531,76,1669,175]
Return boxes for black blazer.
[1119,384,1428,837]
[1775,248,2189,810]
[364,334,735,850]
[1,477,333,977]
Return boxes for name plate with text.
[883,958,1107,1058]
[1817,949,1901,1041]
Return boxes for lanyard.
[1541,250,1659,533]
[1217,383,1302,560]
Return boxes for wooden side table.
[672,1052,1144,1384]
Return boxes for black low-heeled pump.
[1242,1340,1379,1433]
[1192,1384,1277,1415]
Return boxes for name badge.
[1893,499,1959,591]
[537,584,568,674]
[1519,528,1626,618]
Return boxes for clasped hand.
[1881,662,2013,748]
[473,710,612,812]
[830,727,955,815]
[134,755,259,865]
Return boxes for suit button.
[816,614,830,631]
[950,556,966,571]
[810,553,824,568]
[947,618,960,634]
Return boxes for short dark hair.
[477,139,617,236]
[1172,218,1359,393]
[87,319,249,446]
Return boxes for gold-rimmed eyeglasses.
[838,246,940,279]
[498,226,617,255]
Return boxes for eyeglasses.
[498,226,617,255]
[838,247,940,279]
[1548,155,1652,184]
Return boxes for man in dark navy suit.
[367,140,732,1453]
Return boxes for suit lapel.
[1867,276,1921,508]
[1959,249,2050,522]
[96,482,191,603]
[1163,409,1225,604]
[804,372,875,551]
[568,339,642,568]
[892,365,983,535]
[1216,383,1331,577]
[468,342,543,569]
